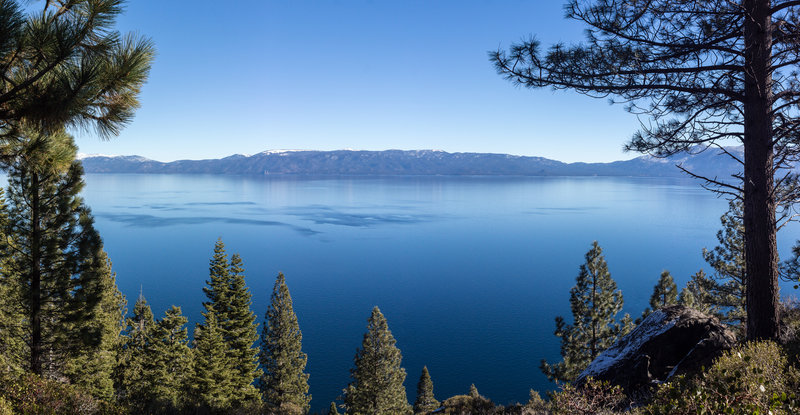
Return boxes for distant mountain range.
[78,148,749,178]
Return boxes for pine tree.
[117,294,155,407]
[1,129,124,385]
[701,200,747,326]
[414,366,439,414]
[344,306,412,415]
[468,384,479,399]
[540,241,628,382]
[678,287,697,309]
[146,306,192,412]
[203,238,231,320]
[328,402,340,415]
[63,249,126,400]
[199,240,261,406]
[684,270,715,315]
[259,272,311,413]
[226,253,261,403]
[639,271,679,322]
[192,312,234,412]
[0,189,24,371]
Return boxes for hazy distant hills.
[78,148,748,178]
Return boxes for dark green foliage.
[540,241,629,383]
[201,240,261,405]
[0,130,124,395]
[191,312,235,412]
[0,0,154,144]
[643,341,800,414]
[145,306,192,412]
[0,188,24,371]
[62,250,125,400]
[650,271,678,309]
[226,253,262,403]
[638,271,678,322]
[344,306,411,415]
[699,200,747,326]
[683,270,715,315]
[259,272,310,413]
[327,402,340,415]
[116,294,155,408]
[414,366,439,414]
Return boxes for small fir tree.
[684,270,715,315]
[414,366,439,414]
[344,306,412,415]
[638,270,679,322]
[259,272,311,413]
[191,312,234,412]
[203,238,231,320]
[328,402,340,415]
[678,287,697,309]
[468,384,480,399]
[540,241,628,382]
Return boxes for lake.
[80,174,800,412]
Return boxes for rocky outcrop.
[576,306,736,392]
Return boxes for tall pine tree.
[259,272,310,413]
[1,128,124,388]
[540,241,628,382]
[414,366,439,414]
[344,306,411,415]
[199,240,261,405]
[226,253,261,403]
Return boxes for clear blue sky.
[74,0,644,163]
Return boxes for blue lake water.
[80,174,800,412]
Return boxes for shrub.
[0,370,122,415]
[547,378,627,415]
[643,340,800,414]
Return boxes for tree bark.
[743,0,780,340]
[29,171,42,373]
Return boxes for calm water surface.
[81,174,800,411]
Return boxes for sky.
[74,0,645,163]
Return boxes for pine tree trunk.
[30,171,43,373]
[743,0,780,341]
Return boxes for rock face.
[576,306,736,391]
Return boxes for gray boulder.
[576,305,736,392]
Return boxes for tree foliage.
[200,240,261,406]
[0,0,154,146]
[491,0,798,340]
[540,241,629,382]
[344,306,411,415]
[414,366,439,414]
[259,272,310,413]
[639,270,679,322]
